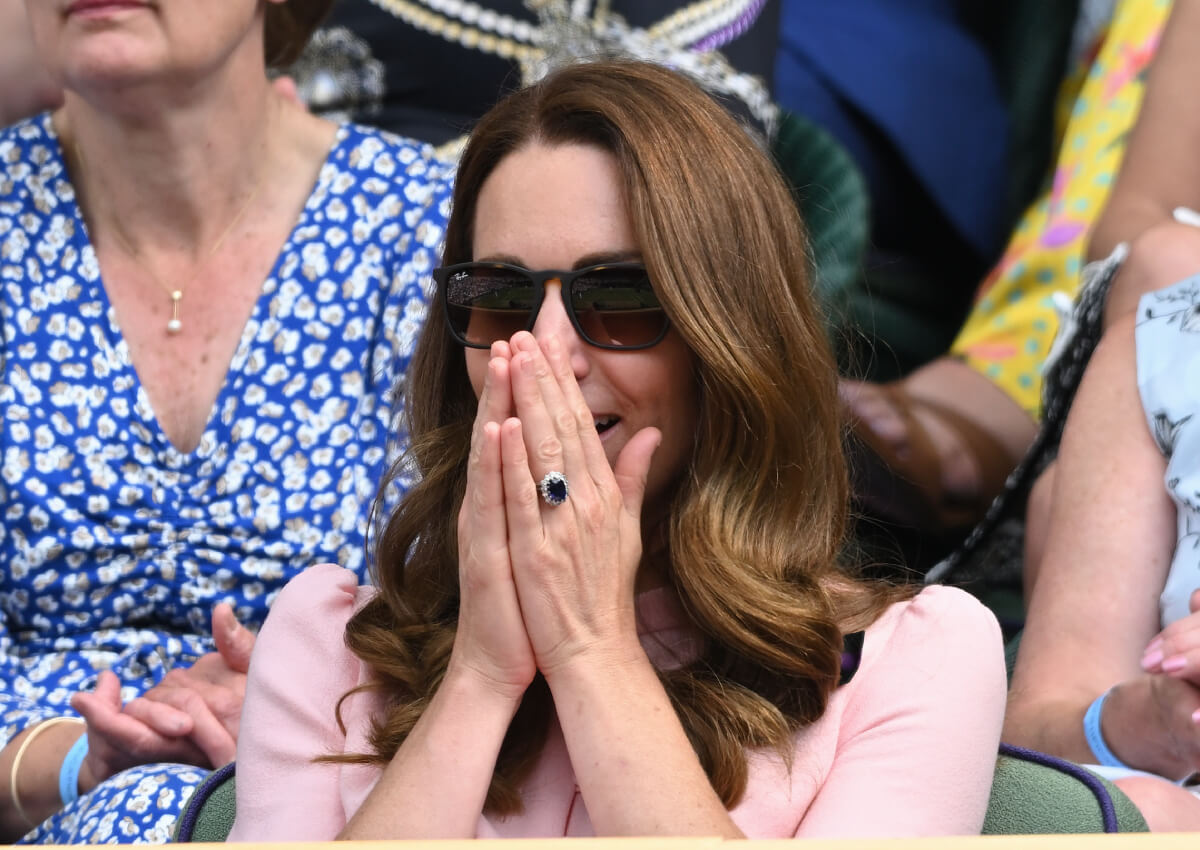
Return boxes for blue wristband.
[58,732,89,806]
[1083,688,1131,769]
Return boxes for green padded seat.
[173,746,1148,841]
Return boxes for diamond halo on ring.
[539,471,569,507]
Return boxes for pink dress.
[228,564,1005,840]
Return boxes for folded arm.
[1006,316,1192,777]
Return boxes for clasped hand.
[451,332,661,702]
[70,603,254,790]
[1134,589,1200,777]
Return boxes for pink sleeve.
[795,585,1007,837]
[227,563,366,842]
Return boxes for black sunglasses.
[435,261,670,350]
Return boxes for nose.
[531,281,590,379]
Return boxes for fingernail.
[1193,708,1200,725]
[1141,648,1164,670]
[1162,655,1187,673]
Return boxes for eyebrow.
[474,249,643,269]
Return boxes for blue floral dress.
[0,114,453,843]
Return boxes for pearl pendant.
[166,290,183,335]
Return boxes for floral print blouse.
[1137,275,1200,628]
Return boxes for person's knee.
[1114,775,1200,832]
[1106,221,1200,324]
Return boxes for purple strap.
[998,742,1120,833]
[174,761,236,842]
[839,630,864,685]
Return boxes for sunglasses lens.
[571,267,667,348]
[444,265,537,346]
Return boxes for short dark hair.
[264,0,335,69]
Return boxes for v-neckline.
[42,115,349,462]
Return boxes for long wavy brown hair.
[338,59,911,814]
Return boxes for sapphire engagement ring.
[539,471,569,507]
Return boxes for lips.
[65,0,147,17]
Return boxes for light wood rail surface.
[28,834,1200,849]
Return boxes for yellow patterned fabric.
[949,0,1171,418]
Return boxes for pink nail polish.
[1192,708,1200,725]
[1142,648,1164,670]
[1162,655,1187,673]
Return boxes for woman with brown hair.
[230,59,1005,840]
[0,0,452,842]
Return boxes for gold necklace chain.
[73,142,266,335]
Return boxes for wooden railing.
[37,835,1200,849]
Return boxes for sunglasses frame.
[435,261,671,351]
